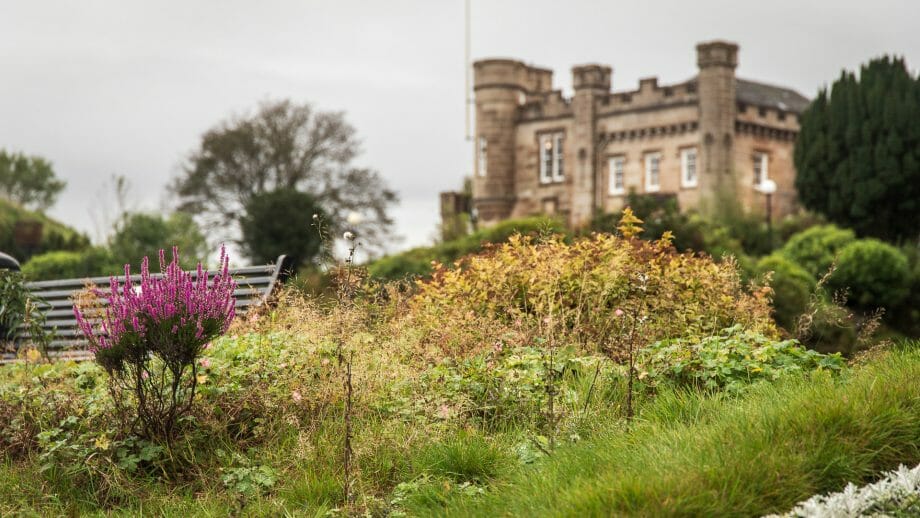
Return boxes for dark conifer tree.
[795,57,920,242]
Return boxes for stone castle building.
[460,40,809,229]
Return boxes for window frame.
[552,133,565,183]
[608,155,626,195]
[753,151,769,187]
[538,131,565,185]
[644,152,661,193]
[681,147,698,188]
[539,134,554,184]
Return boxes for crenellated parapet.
[736,103,800,131]
[596,79,699,115]
[473,59,554,94]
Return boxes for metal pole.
[766,192,773,246]
[464,0,471,141]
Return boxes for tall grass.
[422,345,920,517]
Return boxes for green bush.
[110,212,208,273]
[889,245,920,337]
[756,254,817,330]
[384,346,603,429]
[780,224,855,278]
[0,198,90,262]
[411,232,777,357]
[368,216,565,280]
[0,271,28,340]
[798,301,859,355]
[21,247,118,281]
[828,239,910,310]
[640,326,844,393]
[590,193,758,260]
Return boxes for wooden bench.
[2,255,290,362]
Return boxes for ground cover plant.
[769,463,920,517]
[427,345,920,517]
[0,217,916,516]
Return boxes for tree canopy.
[794,56,920,242]
[0,150,66,212]
[109,212,208,272]
[170,100,398,252]
[239,189,324,269]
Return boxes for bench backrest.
[3,255,289,361]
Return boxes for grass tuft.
[421,346,920,517]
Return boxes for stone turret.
[472,59,552,225]
[571,64,611,225]
[696,40,739,204]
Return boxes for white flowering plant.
[768,463,920,517]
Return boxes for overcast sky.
[1,0,917,255]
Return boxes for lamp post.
[757,179,777,247]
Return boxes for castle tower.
[472,59,552,225]
[696,41,739,205]
[570,64,611,227]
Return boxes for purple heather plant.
[74,246,237,441]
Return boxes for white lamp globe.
[346,211,364,225]
[758,179,777,195]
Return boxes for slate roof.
[736,78,810,113]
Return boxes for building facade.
[467,41,809,229]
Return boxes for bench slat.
[24,266,277,289]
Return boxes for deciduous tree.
[0,150,66,211]
[170,100,398,251]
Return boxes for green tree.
[170,99,398,251]
[239,189,324,269]
[794,57,920,242]
[109,212,208,271]
[0,150,66,212]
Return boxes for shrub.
[780,224,855,278]
[21,247,118,280]
[796,300,859,355]
[409,226,775,358]
[110,212,208,274]
[384,346,604,429]
[889,245,920,337]
[0,270,53,358]
[368,216,564,280]
[0,271,27,341]
[74,247,237,441]
[590,192,766,260]
[0,198,91,262]
[756,254,816,330]
[828,239,910,310]
[640,326,845,393]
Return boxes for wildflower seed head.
[343,231,355,241]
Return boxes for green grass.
[3,329,918,516]
[414,432,511,483]
[417,346,920,517]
